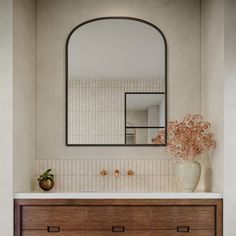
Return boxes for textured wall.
[224,0,236,234]
[36,0,201,159]
[0,0,14,234]
[200,0,224,192]
[13,0,36,192]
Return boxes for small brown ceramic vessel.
[39,179,54,191]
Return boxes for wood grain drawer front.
[151,230,215,236]
[151,206,215,230]
[22,206,86,230]
[86,230,150,236]
[22,230,85,236]
[86,206,150,230]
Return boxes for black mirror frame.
[65,16,167,146]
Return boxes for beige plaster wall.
[224,0,236,234]
[200,0,224,192]
[0,0,14,234]
[13,0,36,192]
[36,0,201,159]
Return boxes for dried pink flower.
[152,114,216,160]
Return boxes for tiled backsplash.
[35,159,178,192]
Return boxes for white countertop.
[14,192,223,199]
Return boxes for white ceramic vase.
[174,160,201,192]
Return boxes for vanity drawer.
[151,230,215,236]
[22,230,85,236]
[86,230,150,236]
[22,206,86,230]
[151,206,215,230]
[86,206,150,230]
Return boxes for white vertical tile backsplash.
[35,159,176,192]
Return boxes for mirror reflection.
[125,93,165,144]
[66,17,167,145]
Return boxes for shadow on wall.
[199,153,213,192]
[204,166,213,192]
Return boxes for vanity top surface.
[14,192,223,199]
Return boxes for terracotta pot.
[39,179,54,191]
[175,160,201,192]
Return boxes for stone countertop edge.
[14,192,223,199]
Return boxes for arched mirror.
[66,17,167,146]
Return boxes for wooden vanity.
[14,193,223,236]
